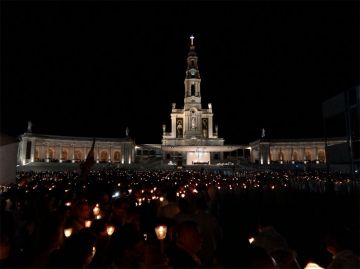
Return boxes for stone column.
[121,144,125,164]
[46,143,50,161]
[171,115,176,138]
[302,147,306,163]
[30,139,35,162]
[208,115,214,138]
[109,144,112,163]
[72,144,75,162]
[131,145,135,164]
[59,144,63,161]
[57,144,61,160]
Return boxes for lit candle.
[304,262,324,269]
[155,225,167,240]
[85,220,92,228]
[106,225,115,236]
[64,228,73,238]
[93,204,100,216]
[248,237,254,244]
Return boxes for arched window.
[114,151,121,161]
[318,151,325,162]
[35,149,39,161]
[62,150,68,160]
[48,148,54,159]
[74,150,82,160]
[100,151,108,162]
[292,151,298,161]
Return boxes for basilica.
[17,37,344,168]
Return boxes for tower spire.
[184,35,201,110]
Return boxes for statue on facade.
[27,121,32,132]
[261,128,266,138]
[177,120,183,136]
[191,117,196,129]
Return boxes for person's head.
[324,226,353,256]
[71,200,90,221]
[246,245,277,269]
[176,220,202,254]
[112,198,129,217]
[178,198,190,213]
[61,228,96,268]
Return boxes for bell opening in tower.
[191,84,195,96]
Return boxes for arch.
[100,151,108,162]
[279,151,284,161]
[62,150,68,160]
[113,151,121,161]
[318,150,325,162]
[305,151,312,161]
[48,148,54,159]
[74,150,82,160]
[35,149,39,161]
[292,151,298,161]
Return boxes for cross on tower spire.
[190,35,194,46]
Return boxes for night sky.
[1,1,359,144]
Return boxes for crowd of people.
[0,167,359,268]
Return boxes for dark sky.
[1,1,359,144]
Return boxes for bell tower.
[184,36,202,111]
[162,36,226,166]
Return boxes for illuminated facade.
[161,36,244,165]
[249,138,346,165]
[18,132,135,165]
[16,37,348,169]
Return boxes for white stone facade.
[18,133,135,165]
[249,138,346,164]
[161,37,233,165]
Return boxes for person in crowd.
[324,226,360,269]
[108,197,129,228]
[108,222,146,268]
[252,215,289,254]
[50,228,96,268]
[28,211,65,267]
[167,220,203,268]
[157,188,180,219]
[66,199,91,235]
[252,214,301,268]
[193,196,222,267]
[245,244,277,268]
[174,198,194,224]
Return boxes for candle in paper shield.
[304,262,325,269]
[107,225,115,236]
[155,225,167,240]
[64,228,73,238]
[85,220,92,228]
[93,204,100,216]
